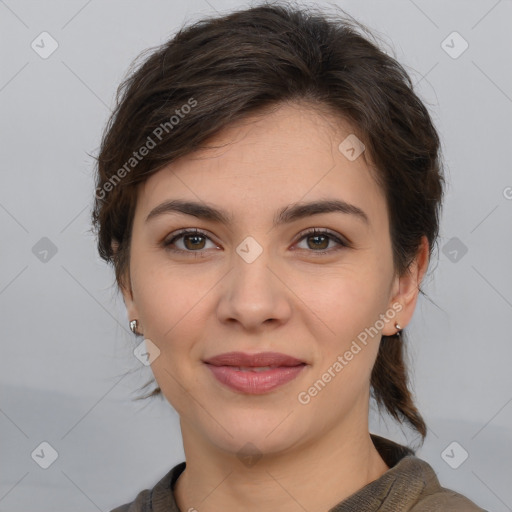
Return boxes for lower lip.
[205,364,306,394]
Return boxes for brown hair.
[91,1,444,443]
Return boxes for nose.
[216,244,292,332]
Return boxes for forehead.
[136,103,387,231]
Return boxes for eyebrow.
[145,198,370,227]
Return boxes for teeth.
[234,366,273,372]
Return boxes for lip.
[205,364,307,394]
[203,351,306,367]
[203,351,307,395]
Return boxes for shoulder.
[108,462,185,512]
[410,485,488,512]
[367,439,488,512]
[109,488,151,512]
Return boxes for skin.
[119,101,429,512]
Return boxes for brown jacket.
[110,434,487,511]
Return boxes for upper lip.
[203,351,306,367]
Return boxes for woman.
[92,2,487,511]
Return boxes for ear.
[119,275,139,324]
[382,235,430,335]
[112,240,140,327]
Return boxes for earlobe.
[121,286,141,335]
[111,240,141,330]
[117,270,140,328]
[119,278,139,321]
[383,236,430,336]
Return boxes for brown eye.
[306,233,329,250]
[182,233,206,250]
[163,229,216,253]
[295,228,348,255]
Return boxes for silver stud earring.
[130,319,139,335]
[394,322,402,336]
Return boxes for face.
[121,102,426,457]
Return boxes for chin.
[201,415,304,457]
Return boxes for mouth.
[203,351,307,368]
[202,351,308,394]
[219,365,304,372]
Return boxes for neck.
[174,419,389,512]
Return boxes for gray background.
[1,0,511,510]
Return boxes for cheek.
[135,272,206,414]
[131,264,217,388]
[301,274,385,396]
[295,265,387,336]
[131,249,201,326]
[137,280,205,345]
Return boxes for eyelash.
[162,228,349,257]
